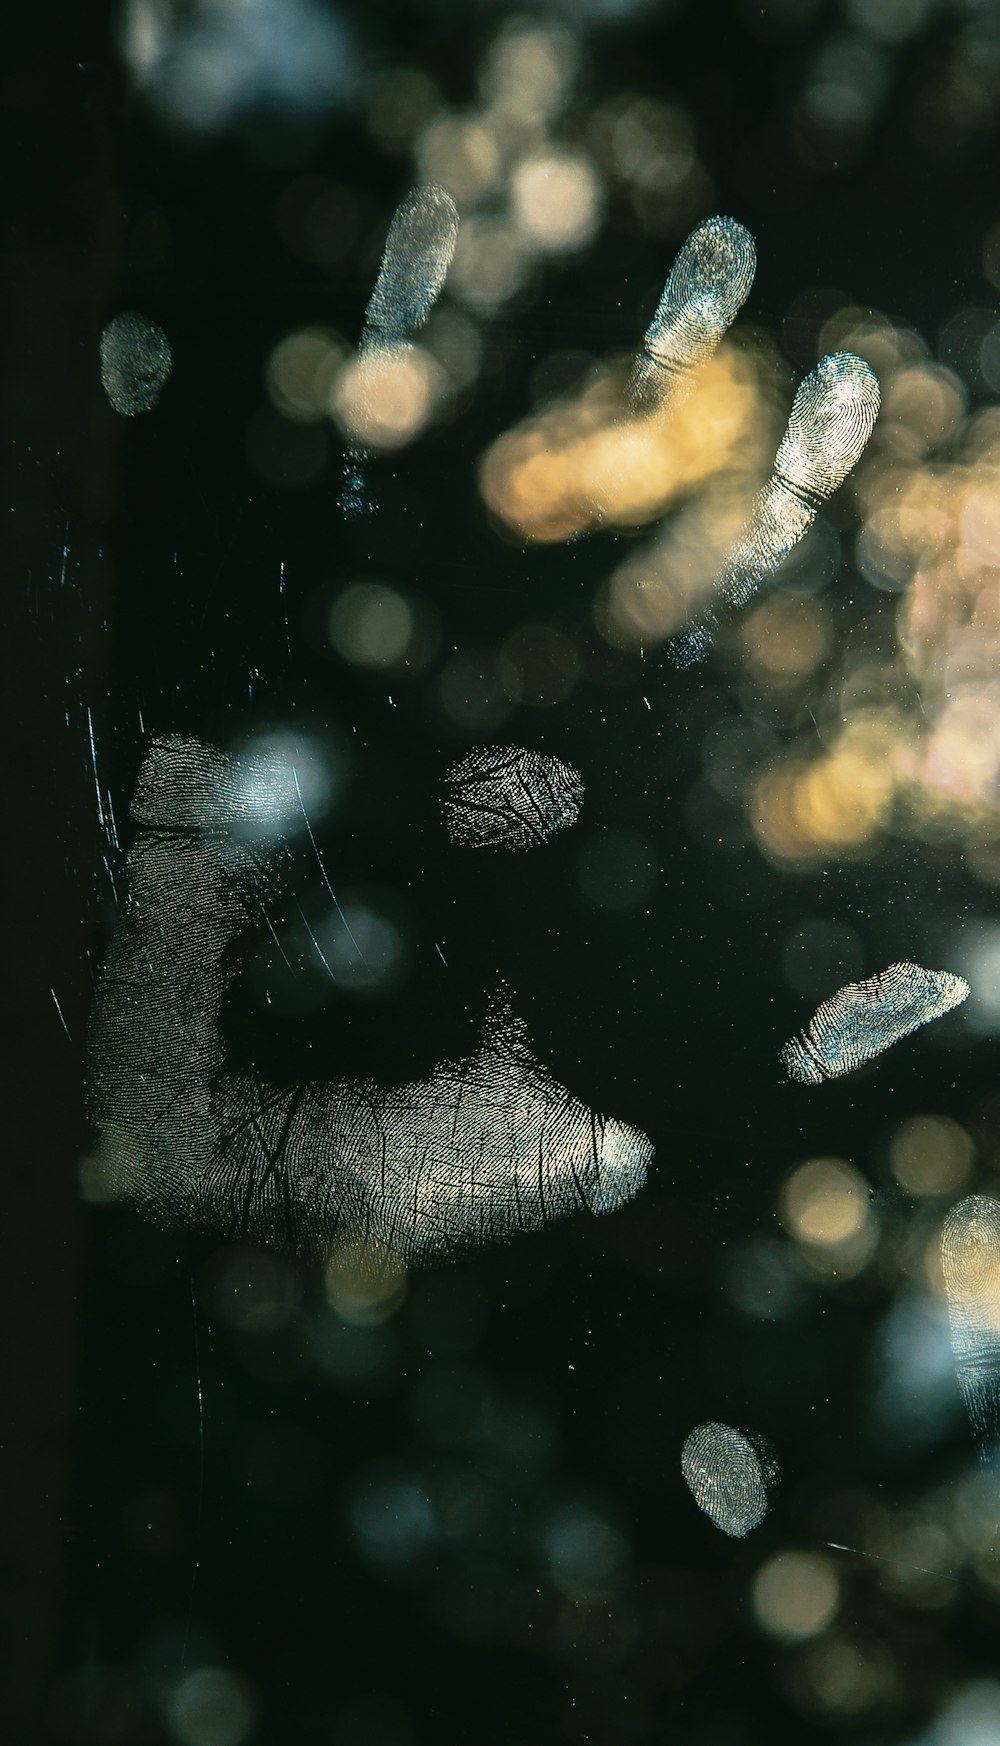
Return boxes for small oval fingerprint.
[941,1194,1000,1454]
[99,311,173,415]
[442,745,584,850]
[781,961,970,1085]
[627,215,756,416]
[681,1422,780,1538]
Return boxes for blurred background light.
[416,116,502,207]
[206,1248,302,1334]
[367,67,442,156]
[724,1236,807,1320]
[325,1245,407,1325]
[328,581,438,672]
[794,33,888,173]
[331,344,446,451]
[791,1634,896,1716]
[510,150,602,254]
[943,921,1000,1035]
[751,716,900,867]
[588,92,709,234]
[751,1549,840,1640]
[740,595,831,688]
[983,220,1000,293]
[939,306,997,395]
[422,308,483,393]
[313,896,407,994]
[483,343,775,545]
[869,1289,960,1447]
[542,1501,629,1603]
[479,20,578,125]
[845,0,932,45]
[121,0,357,133]
[350,1471,436,1565]
[50,6,1000,1742]
[266,326,346,422]
[229,727,339,833]
[252,889,409,1016]
[310,1309,396,1391]
[449,216,531,310]
[779,1157,877,1276]
[275,178,361,269]
[165,1666,254,1746]
[889,1115,974,1197]
[912,1679,1000,1746]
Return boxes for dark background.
[7,1,1000,1742]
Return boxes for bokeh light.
[328,581,439,672]
[206,1248,302,1335]
[121,0,357,132]
[266,326,346,421]
[542,1501,629,1602]
[752,1549,840,1640]
[331,344,446,450]
[780,1157,877,1276]
[165,1666,254,1746]
[888,1115,974,1197]
[483,342,776,546]
[510,150,602,254]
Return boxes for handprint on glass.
[86,735,652,1260]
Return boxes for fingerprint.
[781,961,970,1085]
[86,736,651,1259]
[363,184,460,345]
[672,351,879,665]
[627,215,756,416]
[681,1422,779,1538]
[941,1195,1000,1454]
[99,311,173,415]
[343,185,459,516]
[443,746,584,850]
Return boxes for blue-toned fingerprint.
[627,215,756,416]
[343,185,459,518]
[782,961,969,1085]
[942,1195,1000,1458]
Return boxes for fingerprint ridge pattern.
[86,736,651,1260]
[672,350,880,663]
[781,961,970,1085]
[343,184,459,516]
[443,746,584,850]
[99,311,173,415]
[627,215,756,416]
[942,1194,1000,1454]
[681,1422,779,1538]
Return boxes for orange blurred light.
[480,343,773,544]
